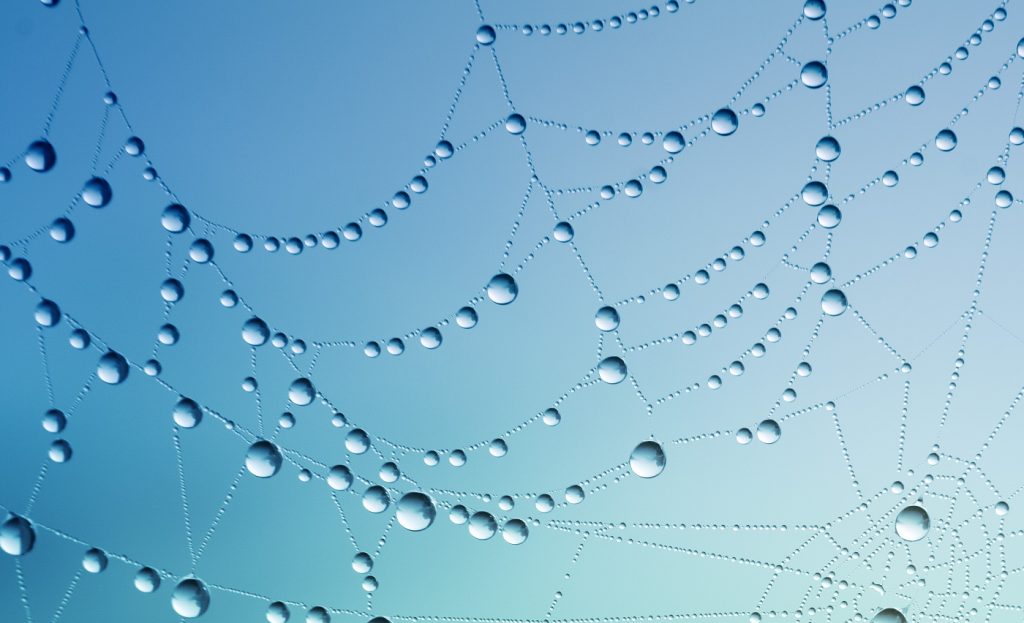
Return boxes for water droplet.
[663,131,685,153]
[346,429,370,454]
[456,306,478,328]
[245,440,283,478]
[736,428,753,444]
[362,485,390,513]
[288,378,316,406]
[25,140,56,172]
[35,299,60,327]
[821,289,848,316]
[905,85,925,106]
[327,465,353,490]
[502,519,529,544]
[476,25,496,45]
[420,327,442,349]
[803,0,826,19]
[486,273,518,304]
[396,492,436,531]
[505,113,526,134]
[172,578,211,618]
[161,204,191,233]
[48,217,75,243]
[266,601,290,623]
[756,419,781,444]
[598,356,627,384]
[895,505,929,541]
[242,317,270,346]
[469,511,498,540]
[134,567,160,593]
[711,108,739,136]
[0,516,35,556]
[629,441,666,478]
[810,262,832,284]
[595,306,620,331]
[553,221,574,242]
[935,129,957,152]
[173,398,202,428]
[97,351,129,384]
[800,61,828,88]
[995,501,1010,516]
[82,547,108,573]
[801,181,828,206]
[817,205,842,228]
[815,136,841,161]
[82,177,112,207]
[868,609,907,623]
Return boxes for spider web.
[1,1,1024,622]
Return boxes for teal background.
[2,1,1024,622]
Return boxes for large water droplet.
[756,419,781,444]
[935,129,957,152]
[815,136,840,161]
[134,567,160,593]
[245,440,283,478]
[25,140,56,172]
[172,578,211,618]
[502,519,529,544]
[629,441,666,478]
[468,511,497,540]
[396,492,436,531]
[598,356,627,384]
[487,273,518,304]
[663,131,685,153]
[872,609,907,623]
[266,601,290,623]
[803,0,826,19]
[97,351,129,384]
[161,204,191,233]
[362,486,390,513]
[0,516,35,556]
[173,398,202,428]
[242,317,270,346]
[800,61,828,88]
[711,108,739,136]
[895,505,929,541]
[288,378,316,406]
[821,289,848,316]
[595,306,620,331]
[82,177,112,207]
[905,85,925,106]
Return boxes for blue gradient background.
[2,1,1024,622]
